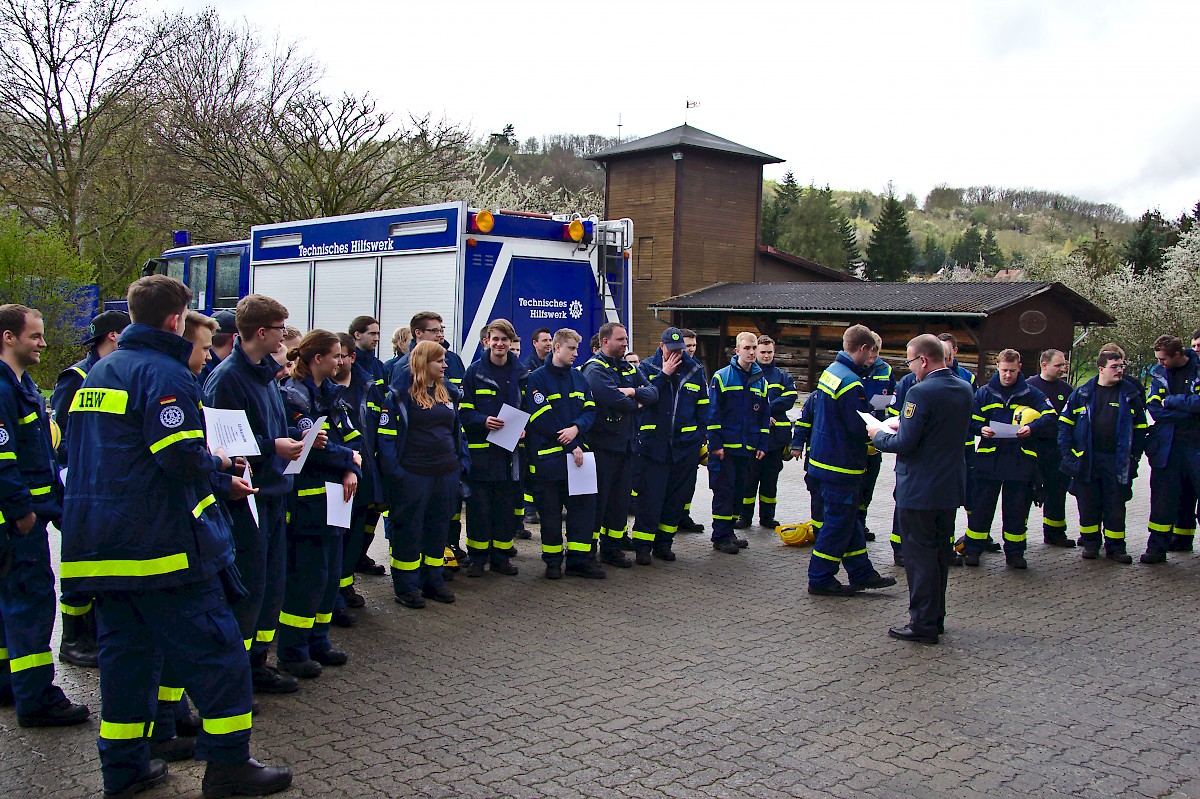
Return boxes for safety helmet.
[698,443,709,467]
[49,418,61,451]
[776,521,815,547]
[1012,406,1042,427]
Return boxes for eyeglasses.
[262,325,286,331]
[904,356,924,366]
[422,327,445,334]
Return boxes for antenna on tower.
[617,113,622,142]
[685,99,699,124]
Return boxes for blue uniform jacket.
[373,369,470,497]
[343,362,384,507]
[1144,349,1200,468]
[204,341,296,498]
[891,367,975,456]
[861,359,895,422]
[392,340,466,392]
[636,351,709,463]
[524,362,596,482]
[59,325,233,592]
[806,352,870,484]
[790,392,815,454]
[280,375,361,535]
[1058,376,1147,485]
[708,357,769,457]
[582,352,657,454]
[198,350,223,388]
[0,361,61,523]
[970,372,1057,482]
[50,350,100,461]
[524,352,547,371]
[460,353,529,482]
[760,362,798,450]
[871,368,975,509]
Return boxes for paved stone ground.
[5,457,1200,799]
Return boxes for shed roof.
[649,281,1114,324]
[587,124,783,164]
[757,246,860,282]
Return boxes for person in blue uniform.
[856,333,894,542]
[0,304,90,727]
[48,308,129,668]
[524,329,602,579]
[1026,348,1076,548]
[59,277,290,798]
[708,332,768,555]
[630,328,709,563]
[198,310,237,388]
[377,340,470,605]
[868,334,974,645]
[390,311,467,561]
[581,322,657,567]
[345,316,387,580]
[676,330,707,533]
[1142,335,1200,563]
[459,319,528,577]
[737,335,796,530]
[805,325,896,595]
[278,330,361,675]
[964,349,1058,569]
[1058,350,1147,563]
[204,295,305,694]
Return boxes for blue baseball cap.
[660,327,685,351]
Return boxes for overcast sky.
[177,0,1200,219]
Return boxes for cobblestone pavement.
[4,457,1200,799]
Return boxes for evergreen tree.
[1121,210,1179,274]
[839,213,860,271]
[921,235,947,273]
[865,193,917,280]
[980,229,1005,271]
[779,185,847,271]
[776,171,802,209]
[951,225,984,267]
[760,171,802,248]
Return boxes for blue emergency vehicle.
[140,202,633,365]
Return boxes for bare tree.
[0,0,176,273]
[160,10,472,228]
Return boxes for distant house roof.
[649,281,1115,324]
[757,246,860,282]
[587,124,783,164]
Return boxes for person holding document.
[459,319,529,578]
[963,349,1057,570]
[524,329,602,580]
[867,334,974,645]
[204,295,306,695]
[375,341,470,608]
[278,331,361,676]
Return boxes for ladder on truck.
[592,219,632,328]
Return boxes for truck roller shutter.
[252,261,313,330]
[379,252,457,351]
[313,258,378,337]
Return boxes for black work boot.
[104,759,168,798]
[600,547,632,568]
[59,610,99,668]
[201,758,292,799]
[17,696,90,727]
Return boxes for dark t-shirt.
[403,399,460,476]
[1027,375,1070,414]
[1092,383,1121,453]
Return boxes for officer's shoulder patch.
[533,391,545,405]
[379,411,390,426]
[159,405,185,429]
[297,417,314,432]
[0,427,8,446]
[903,401,916,419]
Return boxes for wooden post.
[807,325,818,391]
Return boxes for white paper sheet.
[869,394,895,411]
[989,420,1020,439]
[485,403,531,452]
[566,451,598,496]
[244,465,259,528]
[284,416,326,475]
[203,407,261,457]
[858,411,899,431]
[325,481,353,528]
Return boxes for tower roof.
[587,124,783,164]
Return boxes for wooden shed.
[588,124,855,355]
[648,281,1115,388]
